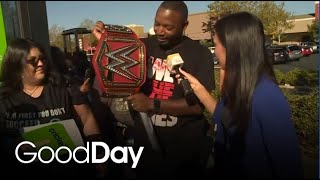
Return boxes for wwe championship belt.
[92,25,161,151]
[92,24,146,98]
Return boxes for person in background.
[174,12,303,178]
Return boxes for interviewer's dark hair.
[158,1,188,23]
[215,12,276,133]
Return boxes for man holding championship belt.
[92,1,215,178]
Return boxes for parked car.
[208,47,219,65]
[208,46,215,54]
[273,45,302,61]
[299,42,318,53]
[266,47,288,64]
[212,53,219,65]
[300,46,312,56]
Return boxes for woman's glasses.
[26,55,46,67]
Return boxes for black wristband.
[153,99,161,114]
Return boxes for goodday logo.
[15,141,144,168]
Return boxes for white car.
[208,46,215,54]
[208,47,219,65]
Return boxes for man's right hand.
[92,21,106,40]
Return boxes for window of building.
[1,1,21,43]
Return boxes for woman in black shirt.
[0,38,105,178]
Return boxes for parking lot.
[274,53,319,73]
[214,53,319,73]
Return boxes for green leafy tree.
[261,2,294,44]
[199,39,213,47]
[307,20,319,43]
[272,33,288,44]
[202,1,293,44]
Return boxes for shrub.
[274,69,286,84]
[275,68,318,87]
[278,69,318,158]
[284,88,319,158]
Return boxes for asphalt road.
[273,53,319,73]
[214,53,319,73]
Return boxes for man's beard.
[158,41,170,50]
[157,35,184,50]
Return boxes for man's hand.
[126,93,153,112]
[92,21,106,40]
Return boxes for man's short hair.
[158,1,188,22]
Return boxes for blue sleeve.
[254,83,303,178]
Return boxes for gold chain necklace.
[23,86,39,96]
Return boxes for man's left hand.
[126,93,153,112]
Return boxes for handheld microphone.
[166,53,197,105]
[166,53,184,73]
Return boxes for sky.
[46,1,317,31]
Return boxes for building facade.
[126,24,148,38]
[281,14,316,43]
[184,12,211,41]
[184,3,318,44]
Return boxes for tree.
[202,1,294,44]
[48,24,65,49]
[307,20,319,43]
[78,18,95,29]
[199,39,213,47]
[202,1,260,34]
[78,19,97,48]
[260,2,294,44]
[272,33,288,43]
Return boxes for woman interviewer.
[175,12,303,178]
